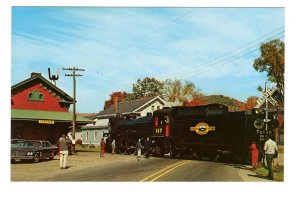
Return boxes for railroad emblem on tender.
[190,122,216,135]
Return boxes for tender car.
[11,140,58,163]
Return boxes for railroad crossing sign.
[255,86,278,108]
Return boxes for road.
[45,156,242,182]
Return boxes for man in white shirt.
[264,134,278,180]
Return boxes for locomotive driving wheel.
[152,145,163,157]
[116,138,127,155]
[127,139,136,155]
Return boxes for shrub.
[75,139,82,146]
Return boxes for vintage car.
[11,140,58,163]
[11,139,25,145]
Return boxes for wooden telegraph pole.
[63,67,85,152]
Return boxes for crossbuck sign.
[255,86,278,108]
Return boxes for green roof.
[11,109,93,123]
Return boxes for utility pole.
[63,67,85,152]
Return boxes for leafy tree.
[132,77,163,99]
[253,39,284,102]
[103,78,203,108]
[161,79,202,105]
[104,91,128,109]
[239,96,259,110]
[182,93,205,106]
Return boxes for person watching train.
[144,137,151,158]
[264,134,278,180]
[136,139,142,158]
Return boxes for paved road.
[45,157,242,182]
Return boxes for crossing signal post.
[255,83,278,131]
[63,67,85,152]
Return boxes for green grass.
[254,164,284,181]
[75,145,100,152]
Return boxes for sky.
[11,7,284,113]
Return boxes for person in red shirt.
[100,138,105,157]
[250,141,259,169]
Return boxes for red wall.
[11,83,69,112]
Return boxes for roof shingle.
[96,96,166,118]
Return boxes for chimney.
[114,97,118,113]
[31,72,41,78]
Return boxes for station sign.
[38,120,55,124]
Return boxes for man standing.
[136,139,142,158]
[58,134,72,169]
[264,134,278,180]
[144,137,151,159]
[111,139,116,155]
[100,138,105,157]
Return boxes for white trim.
[94,131,98,141]
[133,96,168,113]
[86,131,89,141]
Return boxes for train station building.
[11,72,92,144]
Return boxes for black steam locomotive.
[109,104,278,163]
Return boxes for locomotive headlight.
[254,119,264,129]
[251,108,259,114]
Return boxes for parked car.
[11,140,58,163]
[11,139,25,145]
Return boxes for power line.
[160,29,284,81]
[157,26,285,80]
[178,34,285,81]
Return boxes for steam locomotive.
[109,103,278,163]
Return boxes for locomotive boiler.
[109,103,278,163]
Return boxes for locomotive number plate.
[153,126,164,136]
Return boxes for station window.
[94,131,98,141]
[86,132,89,141]
[28,90,44,101]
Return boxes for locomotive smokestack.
[114,97,118,113]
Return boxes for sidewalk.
[239,145,284,182]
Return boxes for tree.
[182,93,205,107]
[161,79,202,105]
[239,96,259,110]
[103,78,203,108]
[104,91,128,109]
[132,77,163,99]
[253,39,284,102]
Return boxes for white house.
[81,96,169,145]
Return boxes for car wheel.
[33,153,40,163]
